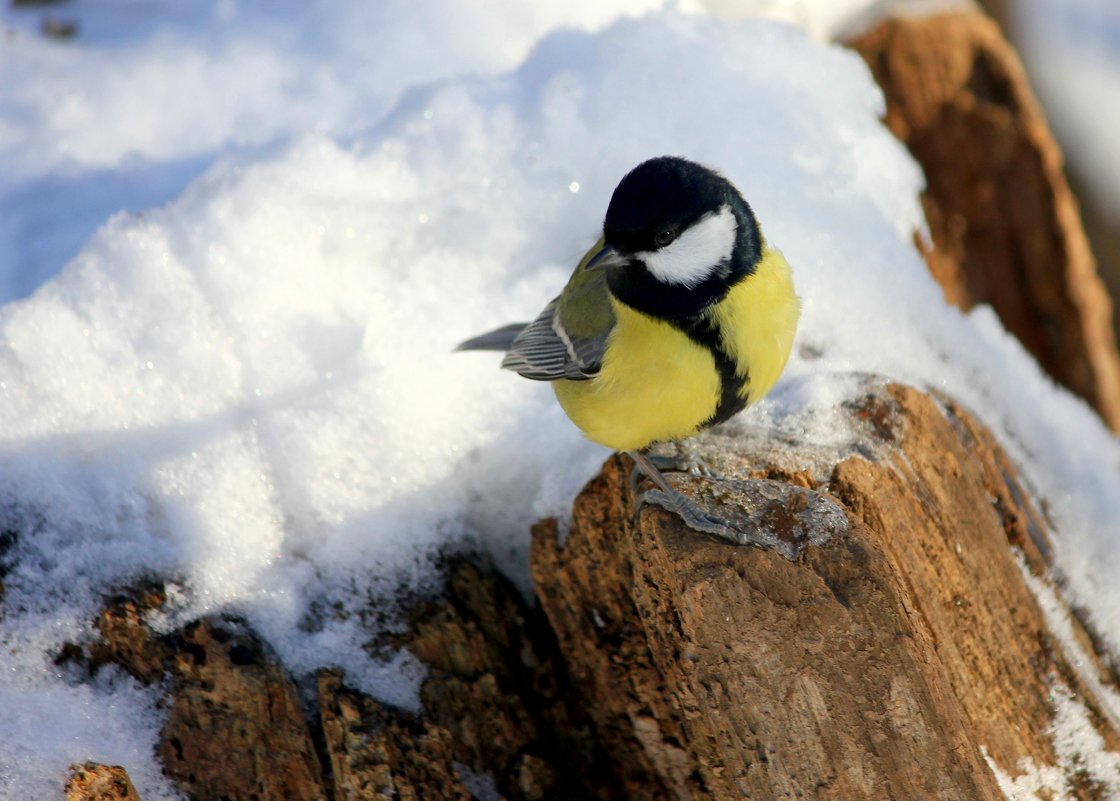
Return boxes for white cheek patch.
[637,204,738,288]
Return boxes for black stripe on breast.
[673,315,749,430]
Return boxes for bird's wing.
[499,296,607,381]
[463,237,616,382]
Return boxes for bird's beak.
[583,242,627,272]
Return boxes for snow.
[979,560,1120,799]
[0,0,664,300]
[1019,561,1120,738]
[0,0,1118,798]
[984,684,1120,801]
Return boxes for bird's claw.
[629,453,719,499]
[643,453,720,479]
[628,449,786,551]
[634,487,735,538]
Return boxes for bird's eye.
[654,227,677,247]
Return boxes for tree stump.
[531,382,1120,800]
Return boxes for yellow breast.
[553,246,799,452]
[553,302,721,451]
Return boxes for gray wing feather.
[499,297,606,382]
[456,323,527,352]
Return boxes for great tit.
[459,156,800,539]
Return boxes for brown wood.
[319,670,476,801]
[157,619,328,801]
[320,558,630,801]
[65,763,141,801]
[86,603,328,801]
[531,383,1120,800]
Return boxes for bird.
[458,156,800,541]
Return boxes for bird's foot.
[633,487,751,541]
[643,452,719,478]
[628,452,719,499]
[626,450,848,559]
[632,453,718,489]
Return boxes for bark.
[848,11,1120,431]
[156,619,327,801]
[978,0,1120,334]
[1072,171,1120,349]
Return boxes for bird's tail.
[455,323,528,352]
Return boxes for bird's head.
[587,156,762,319]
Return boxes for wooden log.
[77,557,629,801]
[75,383,1120,799]
[531,382,1120,800]
[973,0,1120,339]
